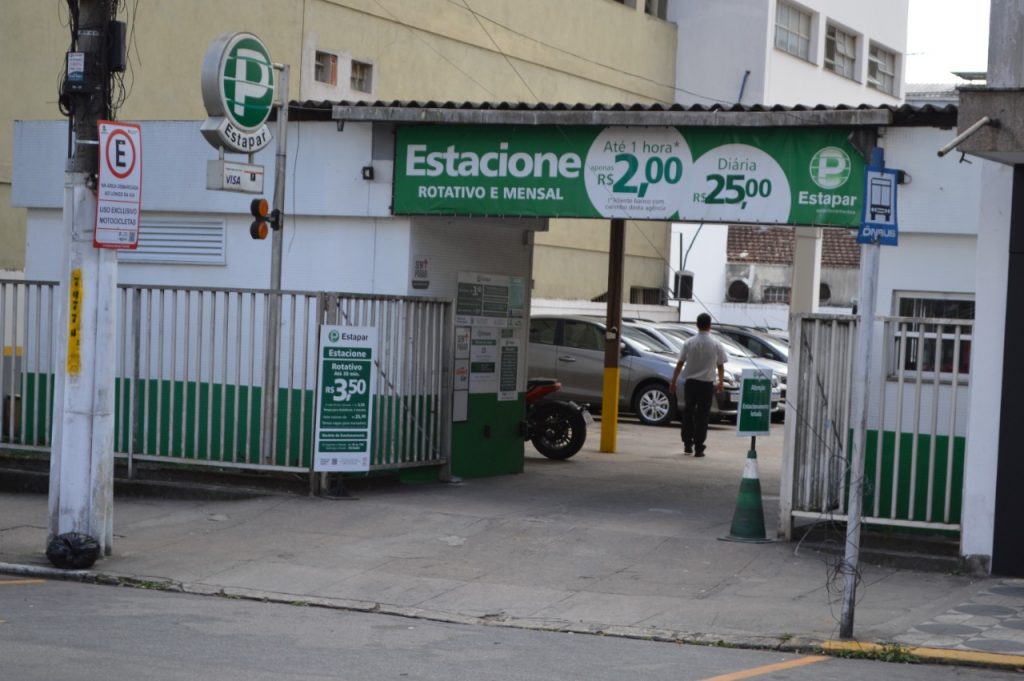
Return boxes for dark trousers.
[680,379,714,450]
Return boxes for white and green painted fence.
[0,279,451,479]
[781,313,971,539]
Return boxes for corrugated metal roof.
[288,99,957,128]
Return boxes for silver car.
[528,315,686,426]
[630,322,784,419]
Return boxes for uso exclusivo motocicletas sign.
[393,125,866,226]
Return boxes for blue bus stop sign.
[857,167,899,245]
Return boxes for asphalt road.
[0,579,1015,681]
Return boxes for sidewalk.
[2,421,1022,668]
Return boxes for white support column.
[791,227,822,314]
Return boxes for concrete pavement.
[1,421,1023,669]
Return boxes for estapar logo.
[809,147,851,189]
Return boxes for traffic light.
[249,198,281,240]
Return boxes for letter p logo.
[222,36,275,130]
[809,147,852,190]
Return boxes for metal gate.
[0,279,451,479]
[780,313,971,538]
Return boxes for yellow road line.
[823,640,1024,669]
[701,655,828,681]
[0,579,46,586]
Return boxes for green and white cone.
[720,449,772,543]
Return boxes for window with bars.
[314,51,338,85]
[824,23,858,80]
[868,42,898,96]
[774,2,813,61]
[890,294,974,378]
[350,60,374,94]
[629,286,665,305]
[763,285,791,304]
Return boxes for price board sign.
[394,125,865,227]
[313,325,377,472]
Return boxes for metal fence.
[780,313,972,538]
[1,279,451,480]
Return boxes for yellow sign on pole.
[67,268,82,376]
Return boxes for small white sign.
[206,159,265,194]
[95,120,142,249]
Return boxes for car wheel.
[633,383,675,426]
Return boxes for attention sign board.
[95,120,142,249]
[313,325,378,472]
[736,369,772,437]
[393,125,866,226]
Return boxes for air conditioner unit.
[672,270,694,300]
[726,278,751,303]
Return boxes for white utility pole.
[839,147,885,639]
[48,0,119,557]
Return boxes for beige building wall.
[2,0,677,282]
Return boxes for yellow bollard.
[599,367,620,453]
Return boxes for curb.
[822,639,1024,671]
[4,561,1022,671]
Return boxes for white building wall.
[765,0,908,105]
[962,162,1013,561]
[882,127,985,235]
[667,0,771,105]
[669,0,907,107]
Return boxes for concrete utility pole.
[839,147,885,639]
[48,0,119,556]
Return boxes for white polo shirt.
[678,331,727,382]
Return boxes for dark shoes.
[694,449,706,458]
[684,443,694,454]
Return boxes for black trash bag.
[46,532,101,570]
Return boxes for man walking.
[669,313,726,457]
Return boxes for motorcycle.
[523,378,591,460]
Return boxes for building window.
[775,2,813,61]
[644,0,667,19]
[890,293,974,378]
[825,23,858,80]
[868,42,898,96]
[314,51,338,85]
[763,286,791,304]
[350,60,373,94]
[629,286,664,305]
[117,219,226,265]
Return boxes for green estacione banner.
[393,125,866,226]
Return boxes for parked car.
[715,324,790,364]
[528,315,688,426]
[635,322,785,418]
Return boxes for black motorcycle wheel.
[530,402,587,460]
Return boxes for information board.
[95,120,142,249]
[736,369,772,437]
[313,325,378,472]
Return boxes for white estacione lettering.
[405,142,581,180]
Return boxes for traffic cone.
[720,448,773,543]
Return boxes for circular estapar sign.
[200,32,275,153]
